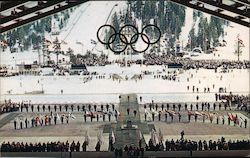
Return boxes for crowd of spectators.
[79,53,111,66]
[141,53,250,69]
[2,138,249,152]
[0,141,81,152]
[1,52,249,78]
[232,95,250,111]
[146,137,250,151]
[0,100,19,114]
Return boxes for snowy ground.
[0,64,249,103]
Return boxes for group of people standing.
[142,101,248,128]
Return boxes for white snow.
[215,23,249,61]
[179,8,194,44]
[180,7,249,61]
[1,64,249,103]
[1,1,249,66]
[57,1,127,55]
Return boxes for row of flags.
[51,112,76,120]
[145,109,245,124]
[150,129,164,146]
[84,130,103,146]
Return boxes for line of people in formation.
[143,102,232,112]
[13,113,71,130]
[18,103,117,113]
[1,99,117,114]
[141,102,248,128]
[0,140,99,152]
[13,104,119,130]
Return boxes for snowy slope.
[179,7,249,61]
[215,23,249,61]
[179,8,194,45]
[56,1,127,55]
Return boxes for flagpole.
[237,36,240,61]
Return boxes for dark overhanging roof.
[0,0,249,34]
[0,0,89,34]
[169,0,250,27]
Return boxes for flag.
[36,117,40,124]
[45,115,49,124]
[195,111,203,116]
[237,34,244,47]
[111,130,115,144]
[85,131,90,145]
[151,129,159,146]
[57,113,60,120]
[150,129,154,142]
[139,131,143,140]
[200,112,209,117]
[151,109,159,116]
[166,110,177,116]
[109,129,115,144]
[219,114,225,120]
[208,112,213,120]
[188,110,194,116]
[115,109,120,116]
[86,111,91,117]
[69,112,76,120]
[91,39,97,45]
[231,113,237,121]
[227,113,234,121]
[238,39,244,47]
[97,131,103,144]
[158,128,164,142]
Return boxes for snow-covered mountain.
[49,1,250,60]
[0,1,249,67]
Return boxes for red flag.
[227,113,234,121]
[195,111,203,116]
[188,110,194,116]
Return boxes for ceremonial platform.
[111,94,150,149]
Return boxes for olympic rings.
[107,33,128,54]
[141,24,161,44]
[119,24,139,45]
[130,33,150,53]
[97,24,116,45]
[97,24,161,54]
